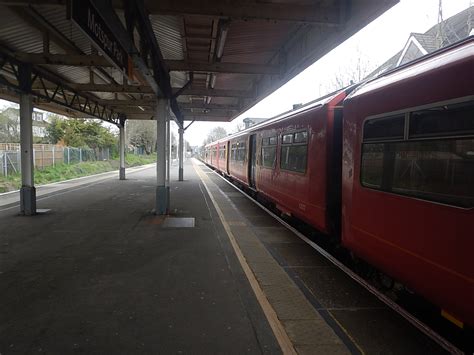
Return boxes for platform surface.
[0,159,448,354]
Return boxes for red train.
[204,38,474,329]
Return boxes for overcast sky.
[0,0,472,146]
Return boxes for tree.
[45,114,66,144]
[45,115,117,150]
[203,126,227,145]
[0,107,20,143]
[230,121,245,134]
[325,47,377,93]
[126,120,157,154]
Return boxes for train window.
[231,143,238,161]
[361,144,384,188]
[280,130,308,173]
[219,146,226,159]
[363,115,405,141]
[361,139,474,207]
[362,101,474,207]
[282,134,293,144]
[231,141,246,162]
[409,101,474,138]
[294,131,308,143]
[261,136,277,168]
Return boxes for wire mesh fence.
[0,144,110,177]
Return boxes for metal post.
[67,147,70,164]
[155,99,169,215]
[19,92,36,215]
[41,145,45,169]
[79,148,82,163]
[119,120,126,180]
[3,153,7,176]
[178,127,184,181]
[52,145,55,166]
[166,115,170,186]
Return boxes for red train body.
[342,39,474,326]
[204,38,474,327]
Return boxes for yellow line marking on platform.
[193,160,297,355]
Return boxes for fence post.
[41,145,45,169]
[3,153,7,176]
[79,148,82,163]
[67,147,70,164]
[52,145,55,166]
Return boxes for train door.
[226,141,230,174]
[248,134,257,188]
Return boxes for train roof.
[347,36,474,101]
[206,87,350,147]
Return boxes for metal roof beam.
[31,81,154,94]
[97,101,240,111]
[182,114,232,122]
[146,1,341,25]
[2,1,341,25]
[99,98,156,106]
[179,103,239,110]
[167,60,280,75]
[31,81,251,98]
[181,109,236,117]
[121,0,184,125]
[174,87,253,98]
[14,53,278,75]
[15,53,112,67]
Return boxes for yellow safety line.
[193,160,297,355]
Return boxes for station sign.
[69,0,132,78]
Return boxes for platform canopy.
[0,0,397,126]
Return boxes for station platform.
[0,159,448,354]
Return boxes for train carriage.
[342,38,474,327]
[203,37,473,329]
[250,90,348,234]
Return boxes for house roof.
[366,6,473,80]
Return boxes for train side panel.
[342,40,474,326]
[254,91,346,234]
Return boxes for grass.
[0,154,156,193]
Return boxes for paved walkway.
[0,161,279,354]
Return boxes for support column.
[19,93,36,215]
[166,115,170,186]
[19,64,36,216]
[165,114,170,209]
[119,119,126,180]
[155,99,169,215]
[178,127,184,181]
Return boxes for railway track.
[206,165,467,355]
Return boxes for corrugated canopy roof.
[0,0,397,126]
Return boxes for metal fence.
[0,144,110,176]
